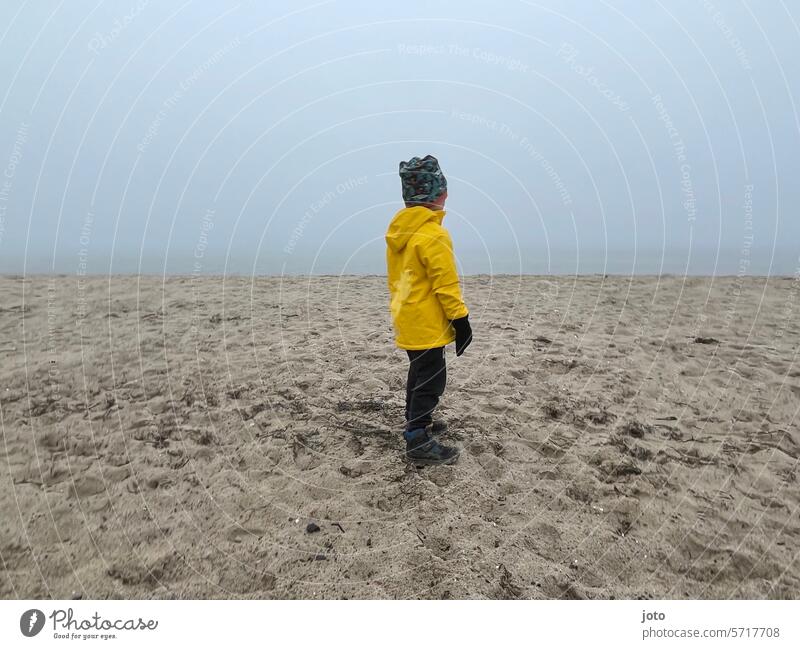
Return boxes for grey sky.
[0,0,798,275]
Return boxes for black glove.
[451,315,472,356]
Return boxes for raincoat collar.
[385,206,445,252]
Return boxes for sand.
[1,274,798,599]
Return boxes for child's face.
[432,190,448,209]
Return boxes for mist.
[0,0,798,276]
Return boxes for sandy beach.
[1,274,798,599]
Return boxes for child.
[385,155,472,465]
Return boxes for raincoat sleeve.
[419,229,469,320]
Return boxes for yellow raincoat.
[385,206,469,350]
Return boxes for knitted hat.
[399,155,447,204]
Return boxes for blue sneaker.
[404,428,459,466]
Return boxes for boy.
[385,155,473,466]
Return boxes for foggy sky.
[0,0,798,275]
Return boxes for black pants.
[405,346,446,431]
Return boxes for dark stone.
[618,421,652,439]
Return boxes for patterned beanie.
[399,155,447,204]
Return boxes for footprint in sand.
[292,434,322,471]
[68,474,107,499]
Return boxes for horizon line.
[2,272,796,279]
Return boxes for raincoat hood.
[385,206,444,253]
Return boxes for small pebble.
[306,522,321,534]
[71,591,82,600]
